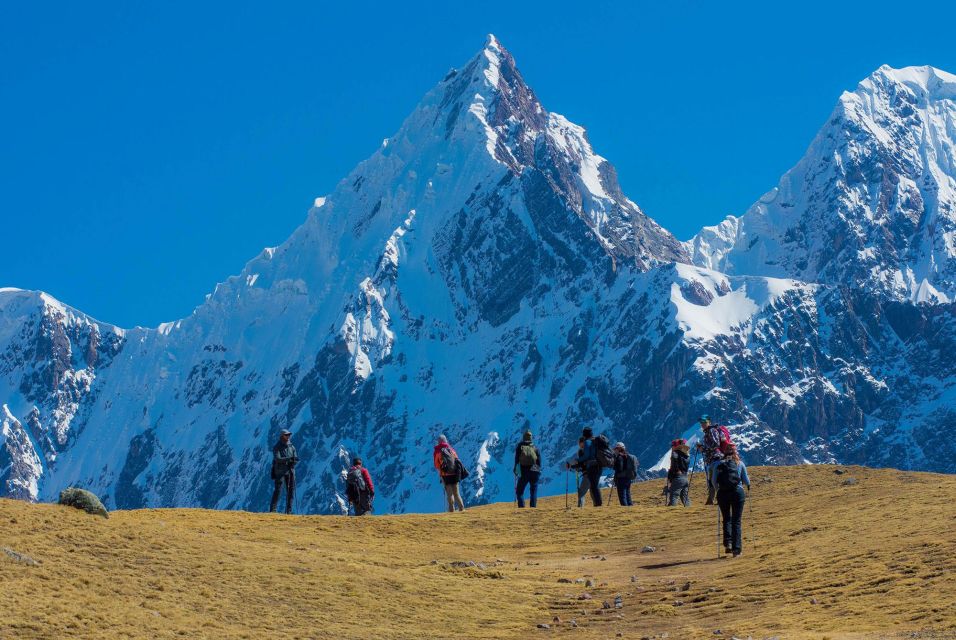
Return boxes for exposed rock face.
[1,40,954,514]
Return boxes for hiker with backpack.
[514,430,542,508]
[666,438,691,507]
[710,443,750,557]
[269,429,299,514]
[345,458,375,516]
[696,415,731,505]
[580,427,614,507]
[611,442,638,506]
[433,435,466,512]
[566,437,591,507]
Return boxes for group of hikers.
[268,415,752,557]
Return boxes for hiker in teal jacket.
[270,429,299,514]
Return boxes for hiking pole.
[688,449,700,486]
[749,487,757,550]
[716,506,721,559]
[565,468,570,510]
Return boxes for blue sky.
[2,1,955,327]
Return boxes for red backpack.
[716,425,733,454]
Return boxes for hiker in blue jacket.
[611,442,638,506]
[709,443,751,557]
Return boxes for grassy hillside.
[1,466,954,639]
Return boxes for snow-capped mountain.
[687,65,956,303]
[2,39,955,514]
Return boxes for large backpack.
[593,435,615,469]
[439,447,457,475]
[518,443,538,467]
[716,425,733,454]
[715,460,741,491]
[625,453,638,480]
[346,467,367,501]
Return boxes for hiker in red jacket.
[433,435,466,512]
[346,458,374,516]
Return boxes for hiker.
[710,443,750,557]
[579,427,603,507]
[433,435,466,512]
[269,429,299,514]
[566,437,590,507]
[666,438,691,507]
[696,415,730,505]
[514,430,542,508]
[345,458,375,516]
[611,442,638,506]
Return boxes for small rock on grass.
[842,478,858,486]
[614,595,624,609]
[1,547,40,566]
[558,578,572,583]
[537,623,550,629]
[585,578,595,587]
[641,545,656,553]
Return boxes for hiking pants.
[444,481,465,512]
[516,468,540,508]
[585,466,603,507]
[615,479,633,506]
[352,491,372,516]
[667,474,690,507]
[270,471,295,514]
[717,484,746,554]
[576,472,590,507]
[705,461,718,503]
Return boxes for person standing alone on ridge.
[514,430,542,508]
[270,429,299,514]
[666,438,691,507]
[611,442,638,506]
[434,435,466,512]
[345,458,375,516]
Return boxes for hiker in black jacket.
[666,438,691,507]
[269,429,299,514]
[514,430,542,508]
[612,442,638,506]
[579,427,603,507]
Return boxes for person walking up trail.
[566,438,590,507]
[269,429,299,514]
[612,442,638,506]
[346,458,375,516]
[710,443,750,557]
[433,435,466,512]
[666,439,691,507]
[696,415,731,505]
[514,430,542,508]
[580,427,603,507]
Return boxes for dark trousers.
[270,471,295,513]
[615,480,633,506]
[351,491,372,516]
[585,466,603,507]
[516,468,540,507]
[717,484,746,554]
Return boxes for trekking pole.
[716,506,721,559]
[688,449,700,486]
[565,468,570,511]
[749,487,757,550]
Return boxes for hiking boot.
[705,499,714,505]
[724,545,732,554]
[732,551,741,558]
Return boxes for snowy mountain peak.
[688,63,956,303]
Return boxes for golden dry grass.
[1,466,955,639]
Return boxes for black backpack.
[346,467,367,501]
[715,460,741,491]
[593,435,615,469]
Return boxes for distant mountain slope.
[2,41,955,515]
[687,65,956,303]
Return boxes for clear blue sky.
[2,1,954,327]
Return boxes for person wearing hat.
[695,414,725,505]
[579,426,603,507]
[611,442,638,506]
[269,429,299,514]
[666,438,691,507]
[514,430,542,508]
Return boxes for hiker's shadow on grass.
[639,557,726,570]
